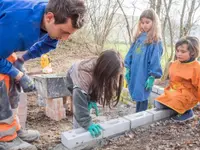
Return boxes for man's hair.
[175,36,200,59]
[45,0,86,29]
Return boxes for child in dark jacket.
[66,50,124,137]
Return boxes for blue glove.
[19,74,36,92]
[125,68,130,83]
[13,58,26,73]
[145,76,155,90]
[88,123,103,137]
[88,102,99,116]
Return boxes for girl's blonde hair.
[133,8,162,43]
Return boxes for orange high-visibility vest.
[0,53,21,142]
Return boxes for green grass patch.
[104,43,130,58]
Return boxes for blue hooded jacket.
[0,0,58,78]
[124,32,163,101]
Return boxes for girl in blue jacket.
[124,8,163,112]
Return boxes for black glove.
[19,74,36,92]
[13,58,26,73]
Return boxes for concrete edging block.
[152,85,159,93]
[152,85,164,95]
[100,117,130,138]
[61,128,102,149]
[123,111,153,129]
[61,117,130,149]
[157,87,164,95]
[19,92,27,107]
[147,108,174,121]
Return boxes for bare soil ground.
[98,107,200,150]
[23,42,200,150]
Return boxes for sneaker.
[0,137,37,150]
[172,109,194,122]
[17,129,40,142]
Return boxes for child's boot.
[172,109,194,122]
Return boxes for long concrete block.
[157,87,164,95]
[152,85,164,95]
[100,117,130,138]
[123,111,153,129]
[61,128,102,150]
[149,92,160,105]
[33,74,71,98]
[18,92,27,129]
[152,85,159,93]
[61,118,130,149]
[18,92,27,108]
[147,108,174,121]
[18,107,27,116]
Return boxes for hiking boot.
[17,129,40,142]
[172,109,194,122]
[0,137,37,150]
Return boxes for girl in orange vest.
[155,36,200,122]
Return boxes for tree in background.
[85,0,120,54]
[61,0,200,75]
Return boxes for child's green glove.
[88,123,103,137]
[88,102,99,116]
[145,76,155,90]
[125,68,130,82]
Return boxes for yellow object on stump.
[40,54,52,73]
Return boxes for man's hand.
[19,74,36,92]
[14,57,26,73]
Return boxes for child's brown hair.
[175,36,200,59]
[89,50,124,108]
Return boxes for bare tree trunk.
[86,0,120,54]
[117,0,132,45]
[184,0,196,36]
[162,0,173,63]
[179,0,187,38]
[149,0,156,10]
[161,0,174,81]
[156,0,162,18]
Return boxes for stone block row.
[61,108,174,149]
